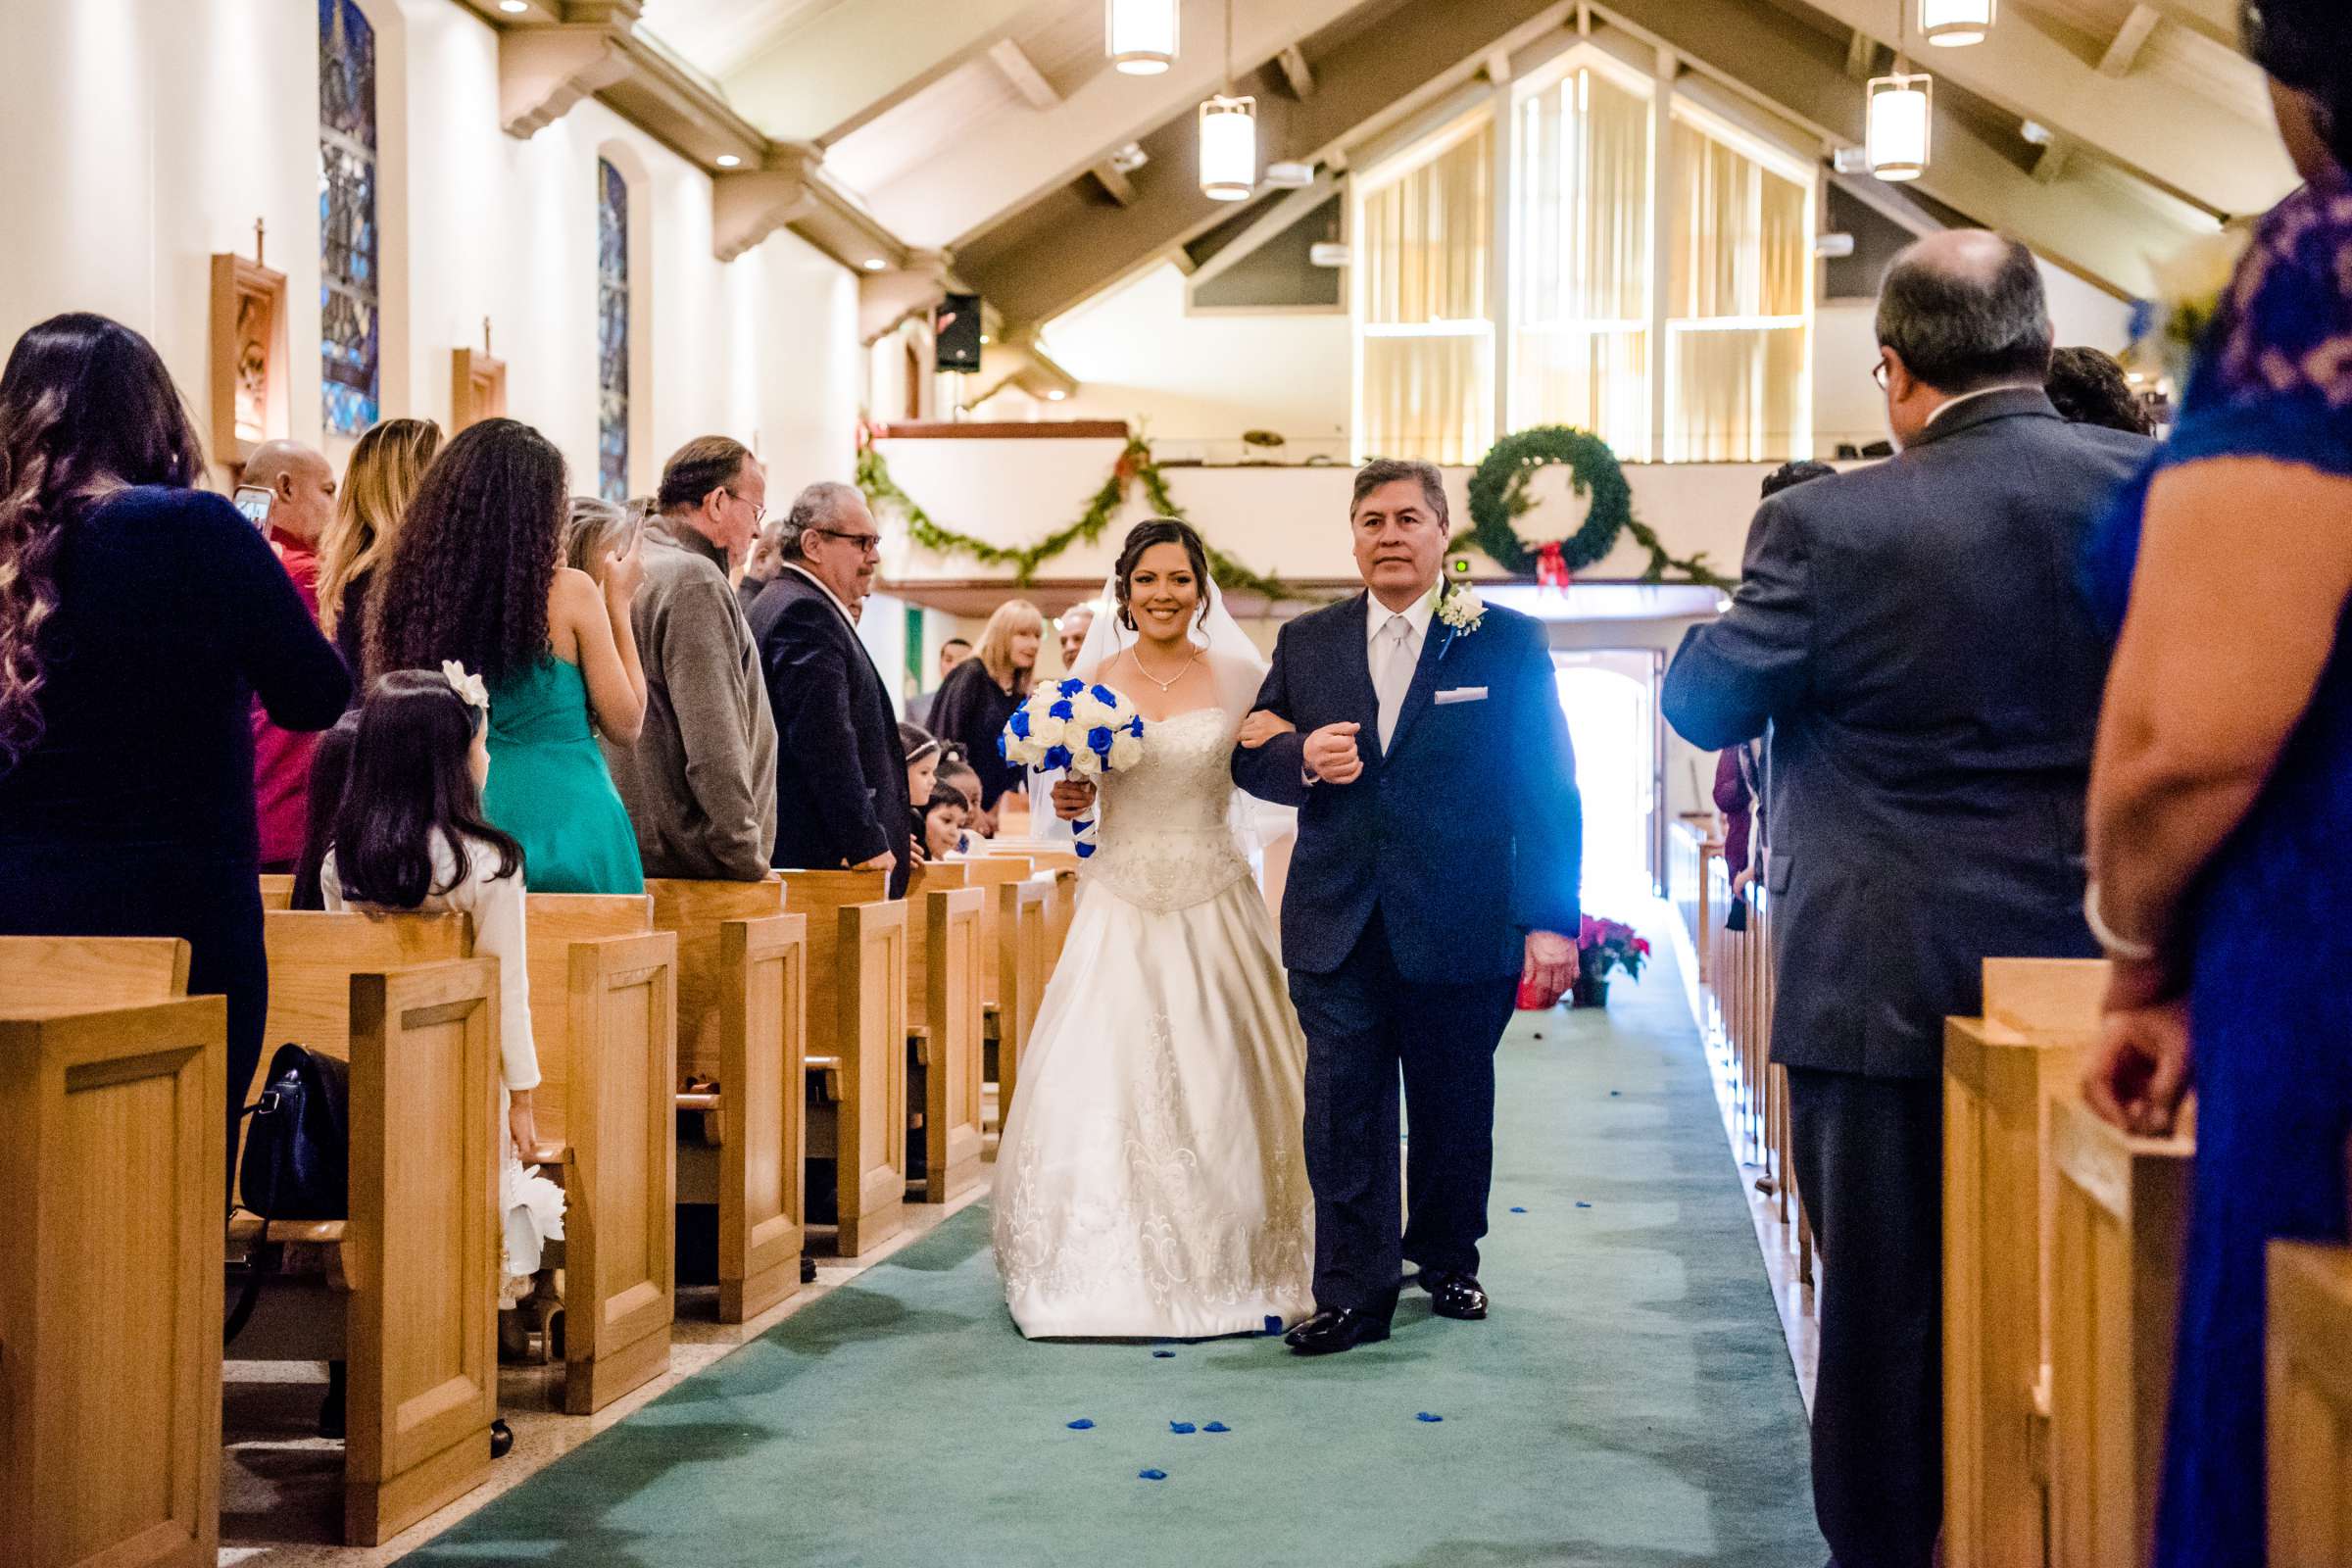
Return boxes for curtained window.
[1509,60,1654,457]
[597,159,630,503]
[1665,110,1812,462]
[1353,114,1494,465]
[318,0,378,438]
[1351,47,1816,466]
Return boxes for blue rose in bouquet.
[1001,678,1149,858]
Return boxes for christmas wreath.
[1464,426,1730,588]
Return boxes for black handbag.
[226,1045,350,1347]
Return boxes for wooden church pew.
[522,894,677,1414]
[2046,1089,2194,1568]
[905,882,985,1204]
[245,911,501,1545]
[0,938,225,1568]
[1941,956,2107,1568]
[258,873,294,911]
[778,871,907,1254]
[645,878,806,1323]
[2268,1242,2352,1568]
[994,877,1053,1121]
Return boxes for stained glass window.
[318,0,378,437]
[598,159,630,502]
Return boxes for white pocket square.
[1434,686,1489,705]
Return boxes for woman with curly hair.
[369,417,647,893]
[315,415,441,685]
[0,313,350,1188]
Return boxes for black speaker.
[935,293,982,373]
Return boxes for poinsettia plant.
[1578,915,1652,981]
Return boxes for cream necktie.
[1374,612,1413,750]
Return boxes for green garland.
[855,434,1308,605]
[1463,426,1732,589]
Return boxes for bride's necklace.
[1130,642,1200,693]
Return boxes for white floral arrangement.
[1434,581,1486,638]
[1001,678,1149,858]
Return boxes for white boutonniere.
[2132,227,2252,391]
[441,659,491,715]
[1434,580,1486,637]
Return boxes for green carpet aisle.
[398,935,1817,1567]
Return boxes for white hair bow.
[441,660,490,714]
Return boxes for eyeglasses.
[1871,359,1891,390]
[724,488,766,525]
[809,527,883,558]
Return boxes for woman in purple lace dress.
[2081,6,2352,1560]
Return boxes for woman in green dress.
[368,418,647,894]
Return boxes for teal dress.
[484,656,644,895]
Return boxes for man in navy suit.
[1234,459,1584,1355]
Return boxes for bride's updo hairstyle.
[1111,516,1213,632]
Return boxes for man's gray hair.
[1875,232,2053,393]
[1350,457,1448,527]
[777,480,866,561]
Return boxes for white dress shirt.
[1364,589,1436,664]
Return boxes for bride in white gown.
[992,518,1315,1340]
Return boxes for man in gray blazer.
[1663,231,2152,1568]
[604,435,780,880]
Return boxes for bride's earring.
[1118,596,1137,631]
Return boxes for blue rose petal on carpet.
[1170,1421,1196,1434]
[1066,1419,1095,1430]
[1509,1206,1527,1214]
[1203,1423,1230,1434]
[1152,1349,1175,1359]
[1416,1413,1444,1423]
[1576,1200,1593,1208]
[1139,1469,1168,1482]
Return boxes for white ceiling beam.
[1484,47,1515,84]
[2034,139,2073,184]
[2140,0,2239,49]
[720,0,1042,146]
[1793,0,2291,217]
[987,38,1061,111]
[1091,160,1139,207]
[847,0,1377,250]
[1277,45,1317,100]
[2098,6,2163,78]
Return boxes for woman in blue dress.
[2081,6,2352,1561]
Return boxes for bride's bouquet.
[1001,678,1148,858]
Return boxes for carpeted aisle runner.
[399,933,1817,1567]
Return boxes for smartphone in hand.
[233,485,271,529]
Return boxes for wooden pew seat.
[2270,1242,2352,1568]
[778,872,906,1256]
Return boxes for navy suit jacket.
[1232,591,1582,984]
[1662,388,2151,1078]
[746,571,911,897]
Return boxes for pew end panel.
[521,894,655,1159]
[646,877,785,1086]
[992,879,1051,1124]
[830,902,908,1254]
[2047,1090,2193,1568]
[716,912,808,1323]
[562,929,678,1415]
[2269,1242,2352,1568]
[258,873,294,911]
[0,993,226,1568]
[910,887,985,1205]
[1941,956,2106,1568]
[342,958,501,1546]
[256,910,472,1114]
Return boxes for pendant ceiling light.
[1866,73,1933,180]
[1198,0,1255,202]
[1866,0,1933,181]
[1921,0,1995,47]
[1105,0,1178,75]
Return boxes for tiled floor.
[217,1187,989,1567]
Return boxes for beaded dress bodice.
[1084,706,1251,914]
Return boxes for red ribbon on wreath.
[1536,541,1573,590]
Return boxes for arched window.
[597,158,630,502]
[319,0,379,436]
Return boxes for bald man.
[245,440,338,871]
[1663,230,2153,1568]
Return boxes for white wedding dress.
[991,702,1316,1340]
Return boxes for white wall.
[1022,264,1352,459]
[0,0,861,498]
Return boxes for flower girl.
[319,663,566,1347]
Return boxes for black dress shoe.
[490,1418,514,1459]
[1284,1307,1392,1355]
[1421,1272,1490,1320]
